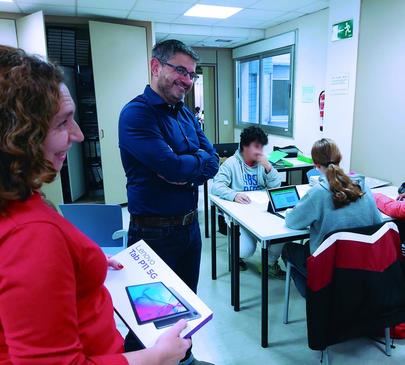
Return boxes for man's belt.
[130,209,198,227]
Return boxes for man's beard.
[157,78,188,104]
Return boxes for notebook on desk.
[266,186,300,219]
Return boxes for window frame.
[235,45,295,138]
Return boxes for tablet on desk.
[126,282,201,329]
[267,186,300,219]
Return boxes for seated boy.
[211,126,284,278]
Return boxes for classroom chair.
[59,203,128,256]
[306,167,321,181]
[283,222,405,364]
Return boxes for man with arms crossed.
[119,39,218,365]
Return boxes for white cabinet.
[89,21,149,204]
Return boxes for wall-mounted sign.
[332,20,353,41]
[302,86,315,103]
[329,73,350,95]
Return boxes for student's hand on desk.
[106,255,124,270]
[154,319,191,365]
[257,153,272,173]
[397,193,405,201]
[234,193,251,204]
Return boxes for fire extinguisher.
[318,90,325,132]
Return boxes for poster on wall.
[328,73,350,95]
[302,86,315,103]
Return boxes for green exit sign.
[332,20,353,41]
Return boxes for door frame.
[198,63,219,144]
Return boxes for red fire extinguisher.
[318,90,325,132]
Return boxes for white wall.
[323,0,361,171]
[351,0,405,185]
[234,9,329,156]
[0,19,17,47]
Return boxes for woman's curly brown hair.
[0,45,64,212]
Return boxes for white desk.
[210,184,396,348]
[203,157,313,239]
[272,158,314,185]
[210,188,309,242]
[372,185,398,198]
[210,187,310,348]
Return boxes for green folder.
[279,159,294,167]
[268,150,288,164]
[297,154,313,164]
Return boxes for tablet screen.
[269,187,300,211]
[126,282,188,323]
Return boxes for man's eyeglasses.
[158,59,199,82]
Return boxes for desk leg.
[230,221,235,307]
[261,243,269,348]
[210,204,217,280]
[233,224,240,312]
[204,182,209,238]
[227,224,231,272]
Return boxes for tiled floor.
[117,186,405,365]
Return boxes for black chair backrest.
[306,222,405,351]
[213,143,239,158]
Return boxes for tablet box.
[105,240,213,348]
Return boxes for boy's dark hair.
[240,126,268,151]
[152,39,199,63]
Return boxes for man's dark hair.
[152,39,199,63]
[240,126,268,151]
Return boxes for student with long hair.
[282,138,382,297]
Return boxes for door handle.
[100,129,104,139]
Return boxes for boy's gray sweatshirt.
[211,150,281,201]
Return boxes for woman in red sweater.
[374,192,405,219]
[0,46,190,365]
[374,187,405,339]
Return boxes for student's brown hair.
[311,138,364,208]
[0,45,63,212]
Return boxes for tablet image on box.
[267,186,300,218]
[105,240,213,348]
[126,282,200,329]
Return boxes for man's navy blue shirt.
[119,85,219,216]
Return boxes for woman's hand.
[106,255,124,270]
[153,319,191,365]
[122,320,190,365]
